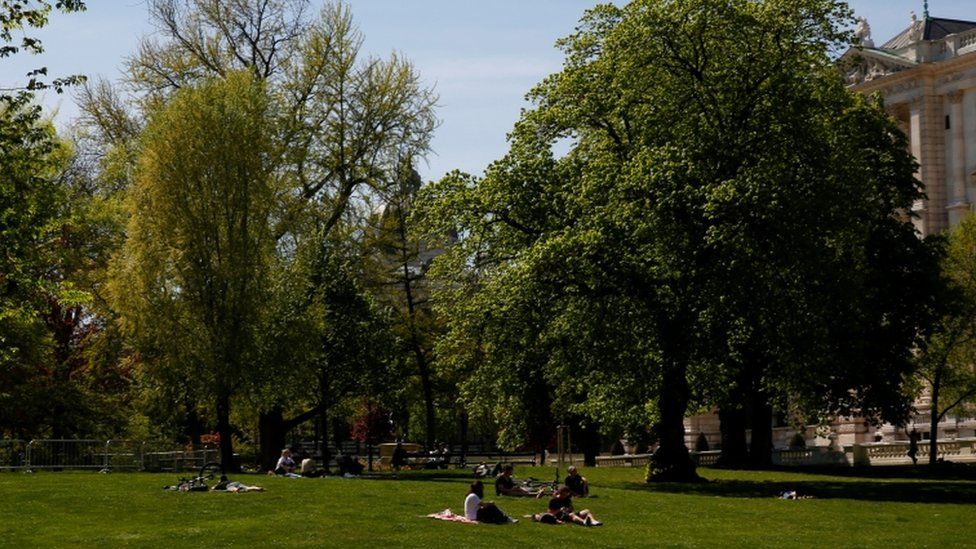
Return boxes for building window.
[946,115,951,130]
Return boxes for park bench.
[595,453,653,467]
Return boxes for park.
[1,465,976,547]
[4,0,976,546]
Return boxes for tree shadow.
[622,473,976,504]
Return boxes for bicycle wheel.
[199,461,224,487]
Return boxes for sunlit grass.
[1,465,974,547]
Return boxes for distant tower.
[924,0,929,20]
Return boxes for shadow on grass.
[624,473,976,504]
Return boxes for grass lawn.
[1,465,974,548]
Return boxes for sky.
[4,0,974,182]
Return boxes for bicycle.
[520,470,560,497]
[166,461,225,492]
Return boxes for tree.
[419,0,935,481]
[1,0,87,95]
[110,70,276,469]
[250,234,400,471]
[0,1,141,440]
[917,216,976,465]
[81,0,436,456]
[364,163,445,448]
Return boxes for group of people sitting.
[465,464,602,526]
[273,447,604,526]
[272,448,365,478]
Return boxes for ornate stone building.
[841,12,976,447]
[843,13,976,236]
[683,12,976,461]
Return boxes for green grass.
[1,466,975,547]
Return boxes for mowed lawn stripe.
[0,467,974,547]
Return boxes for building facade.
[684,13,976,458]
[844,14,976,236]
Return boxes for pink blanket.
[426,509,479,524]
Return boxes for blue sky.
[4,0,973,182]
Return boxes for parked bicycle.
[164,461,224,492]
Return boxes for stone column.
[909,88,948,236]
[909,97,928,234]
[947,90,970,227]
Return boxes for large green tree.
[111,70,276,468]
[364,163,446,448]
[0,0,128,439]
[85,0,436,462]
[420,0,936,481]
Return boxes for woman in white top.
[275,448,301,477]
[464,480,513,523]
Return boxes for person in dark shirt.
[535,486,602,526]
[391,442,408,472]
[564,465,589,497]
[494,463,544,497]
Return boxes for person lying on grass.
[212,475,265,492]
[465,480,516,524]
[531,486,602,526]
[494,464,544,497]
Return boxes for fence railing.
[27,439,105,471]
[141,447,219,472]
[854,438,976,466]
[0,439,218,472]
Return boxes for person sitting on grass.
[494,463,544,497]
[301,457,323,478]
[465,480,515,524]
[564,465,589,497]
[533,486,602,526]
[337,454,364,477]
[274,448,301,478]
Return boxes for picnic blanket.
[426,509,479,524]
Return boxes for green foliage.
[1,0,87,92]
[0,97,119,438]
[110,70,276,460]
[77,1,437,449]
[916,215,976,459]
[0,0,145,441]
[419,0,936,475]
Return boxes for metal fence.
[27,439,105,471]
[0,439,218,472]
[104,440,144,471]
[142,447,219,473]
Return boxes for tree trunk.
[259,404,324,471]
[459,409,469,466]
[319,369,331,473]
[648,362,700,482]
[582,439,599,468]
[717,404,748,467]
[416,350,437,448]
[748,392,773,468]
[929,374,941,466]
[216,388,236,472]
[185,404,203,447]
[392,200,438,449]
[259,408,287,471]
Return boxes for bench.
[594,453,652,467]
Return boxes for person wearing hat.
[564,465,589,497]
